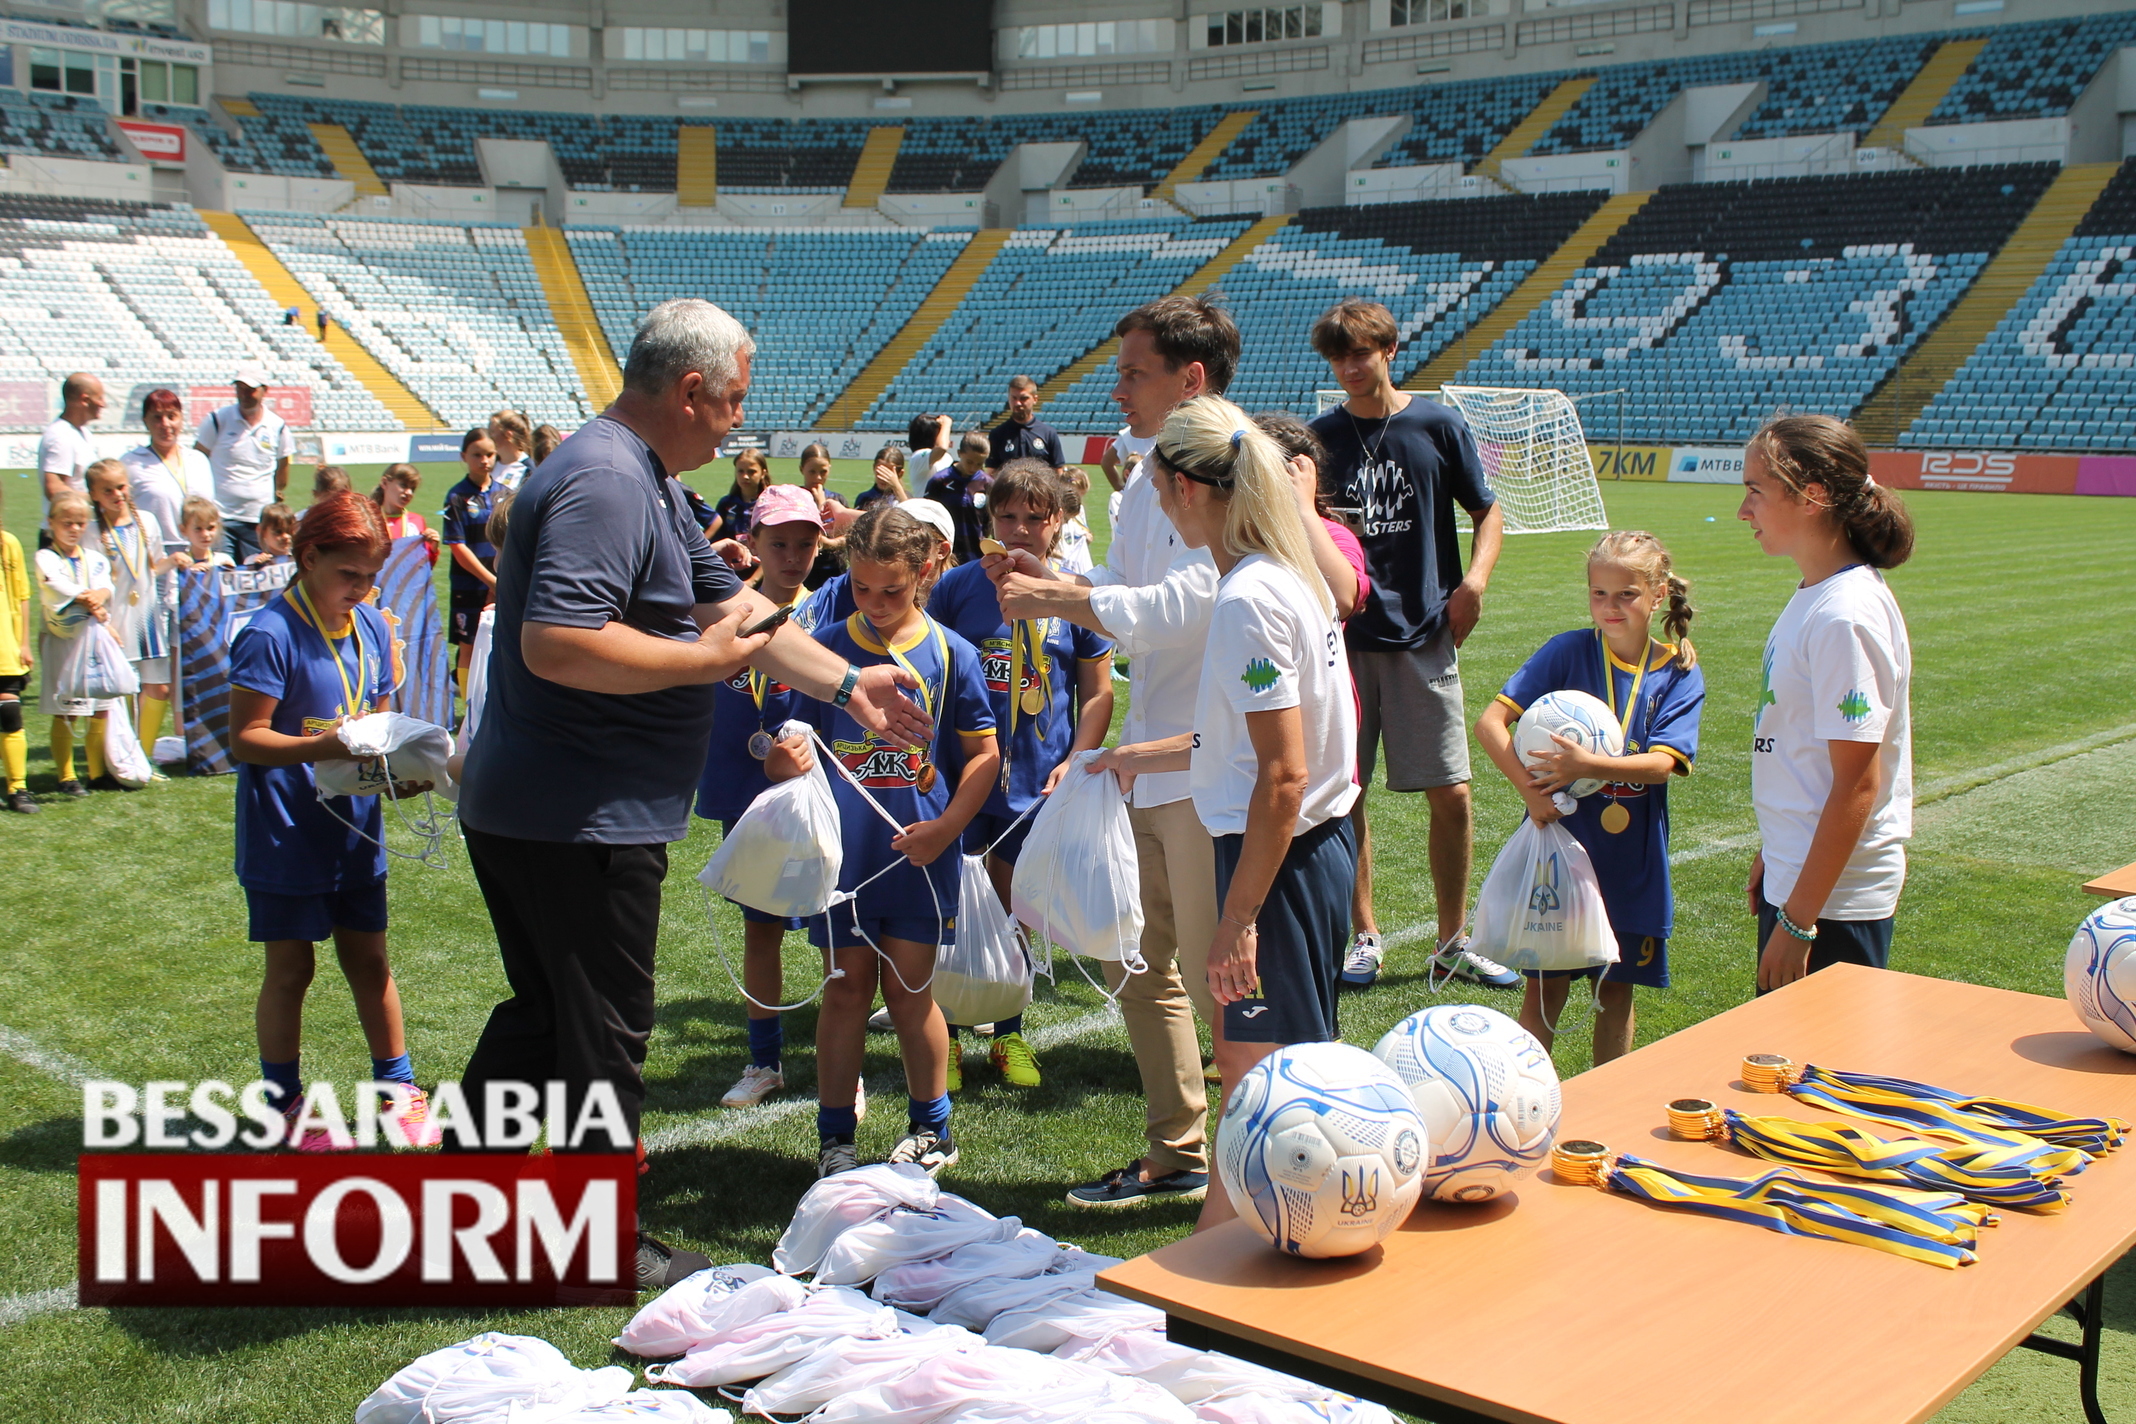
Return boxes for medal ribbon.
[1719,1108,2080,1211]
[859,612,947,783]
[103,517,144,592]
[1785,1064,2129,1155]
[285,581,369,719]
[747,587,810,739]
[1597,629,1650,746]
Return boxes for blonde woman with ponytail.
[1475,531,1707,1067]
[1091,394,1360,1233]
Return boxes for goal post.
[1313,385,1609,537]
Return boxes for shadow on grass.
[108,1303,505,1358]
[0,1117,83,1174]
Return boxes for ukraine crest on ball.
[1513,690,1624,798]
[1216,1043,1427,1258]
[2066,895,2136,1054]
[1373,1005,1561,1203]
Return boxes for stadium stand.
[0,90,121,163]
[1903,159,2136,451]
[1927,11,2136,124]
[137,103,276,175]
[566,225,971,429]
[0,196,395,429]
[1217,192,1612,416]
[888,107,1228,193]
[1206,74,1571,180]
[857,218,1251,429]
[240,213,593,430]
[1453,166,2059,444]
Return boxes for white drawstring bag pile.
[872,1230,1107,1313]
[614,1265,796,1359]
[315,711,458,802]
[1010,752,1145,973]
[1468,817,1617,974]
[356,1332,726,1424]
[644,1286,899,1388]
[698,719,843,919]
[772,1163,942,1275]
[933,853,1033,1027]
[737,1325,986,1417]
[815,1193,1028,1287]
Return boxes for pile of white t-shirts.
[356,1332,726,1423]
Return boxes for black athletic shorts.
[0,673,24,698]
[1755,900,1892,996]
[1216,813,1357,1045]
[449,585,490,647]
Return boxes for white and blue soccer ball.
[1217,1043,1428,1259]
[2066,896,2136,1054]
[1373,1005,1561,1203]
[1513,690,1624,798]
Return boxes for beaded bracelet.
[1775,905,1819,942]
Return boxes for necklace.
[860,612,947,795]
[104,518,144,606]
[1343,390,1406,468]
[285,582,369,719]
[1596,630,1651,835]
[745,587,810,759]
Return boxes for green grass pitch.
[1,470,2133,1421]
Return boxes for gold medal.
[128,590,141,606]
[1020,685,1044,716]
[916,762,938,795]
[1600,800,1631,834]
[1666,1098,1724,1141]
[747,730,774,761]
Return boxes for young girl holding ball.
[1738,414,1915,993]
[1475,532,1706,1066]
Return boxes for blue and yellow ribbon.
[1720,1109,2077,1212]
[1785,1064,2128,1157]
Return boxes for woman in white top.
[122,388,215,555]
[1094,395,1359,1231]
[1738,414,1915,994]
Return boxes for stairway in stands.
[1859,38,1988,155]
[1412,191,1650,388]
[844,126,905,209]
[524,225,622,411]
[823,229,1012,427]
[1032,214,1292,418]
[1151,111,1261,206]
[305,123,388,198]
[1854,161,2121,444]
[676,125,717,209]
[1471,76,1597,184]
[198,209,437,429]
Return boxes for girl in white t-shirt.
[1093,395,1359,1232]
[1738,414,1916,994]
[36,491,116,795]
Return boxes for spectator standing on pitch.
[856,444,908,512]
[909,413,955,486]
[531,424,563,467]
[442,427,500,696]
[711,448,769,540]
[1740,414,1915,994]
[987,375,1066,473]
[123,388,214,556]
[247,503,298,568]
[38,372,105,539]
[989,295,1237,1209]
[924,431,993,564]
[1307,299,1512,992]
[197,364,294,562]
[489,410,534,492]
[372,464,440,564]
[315,308,330,343]
[301,465,351,516]
[452,299,928,1289]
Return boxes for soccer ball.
[1373,1005,1561,1203]
[1513,690,1624,798]
[1217,1043,1428,1259]
[2066,896,2136,1054]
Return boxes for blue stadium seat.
[1928,12,2136,125]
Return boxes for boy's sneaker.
[867,1007,894,1032]
[990,1032,1041,1087]
[1434,934,1520,989]
[943,1052,962,1094]
[887,1128,957,1175]
[817,1136,860,1179]
[391,1086,443,1148]
[57,780,87,799]
[1340,933,1384,988]
[280,1098,353,1153]
[635,1233,711,1292]
[722,1063,783,1108]
[5,789,37,814]
[1066,1160,1210,1209]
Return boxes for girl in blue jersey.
[227,491,435,1146]
[783,505,998,1178]
[928,459,1114,1090]
[696,485,835,1111]
[1475,531,1705,1067]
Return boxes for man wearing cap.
[38,373,105,535]
[196,365,292,561]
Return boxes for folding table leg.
[2016,1272,2109,1424]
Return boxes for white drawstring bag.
[644,1287,896,1388]
[813,1347,1116,1424]
[871,1230,1102,1313]
[1194,1397,1399,1424]
[934,1355,1199,1424]
[51,622,138,701]
[933,1268,1097,1332]
[355,1332,629,1424]
[102,697,153,788]
[1468,818,1617,974]
[982,1288,1165,1355]
[1011,752,1145,972]
[737,1326,985,1418]
[613,1265,796,1358]
[773,1163,941,1276]
[315,712,458,803]
[698,719,841,919]
[933,854,1032,1027]
[814,1197,1025,1287]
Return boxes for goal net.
[1314,386,1608,537]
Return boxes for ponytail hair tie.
[1230,429,1245,451]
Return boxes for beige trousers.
[1103,796,1219,1177]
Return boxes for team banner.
[177,563,296,776]
[375,536,449,727]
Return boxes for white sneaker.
[888,1128,958,1176]
[721,1063,783,1108]
[1434,935,1521,989]
[867,1007,893,1032]
[1340,933,1384,987]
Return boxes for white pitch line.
[0,1025,93,1088]
[644,1006,1122,1154]
[0,1285,74,1328]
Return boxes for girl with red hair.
[228,491,434,1148]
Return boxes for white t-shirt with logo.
[122,444,216,552]
[37,417,97,513]
[493,456,530,493]
[1191,553,1359,838]
[198,404,294,523]
[1751,564,1913,919]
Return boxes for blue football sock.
[260,1057,301,1112]
[818,1104,858,1141]
[994,1015,1024,1037]
[371,1053,415,1085]
[746,1014,783,1070]
[909,1092,951,1137]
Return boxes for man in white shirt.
[992,295,1236,1210]
[195,363,293,561]
[38,372,104,528]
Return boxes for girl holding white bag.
[35,491,118,796]
[87,459,180,774]
[1474,531,1705,1066]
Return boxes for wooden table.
[1101,965,2136,1424]
[2084,861,2136,897]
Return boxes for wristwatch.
[832,664,860,708]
